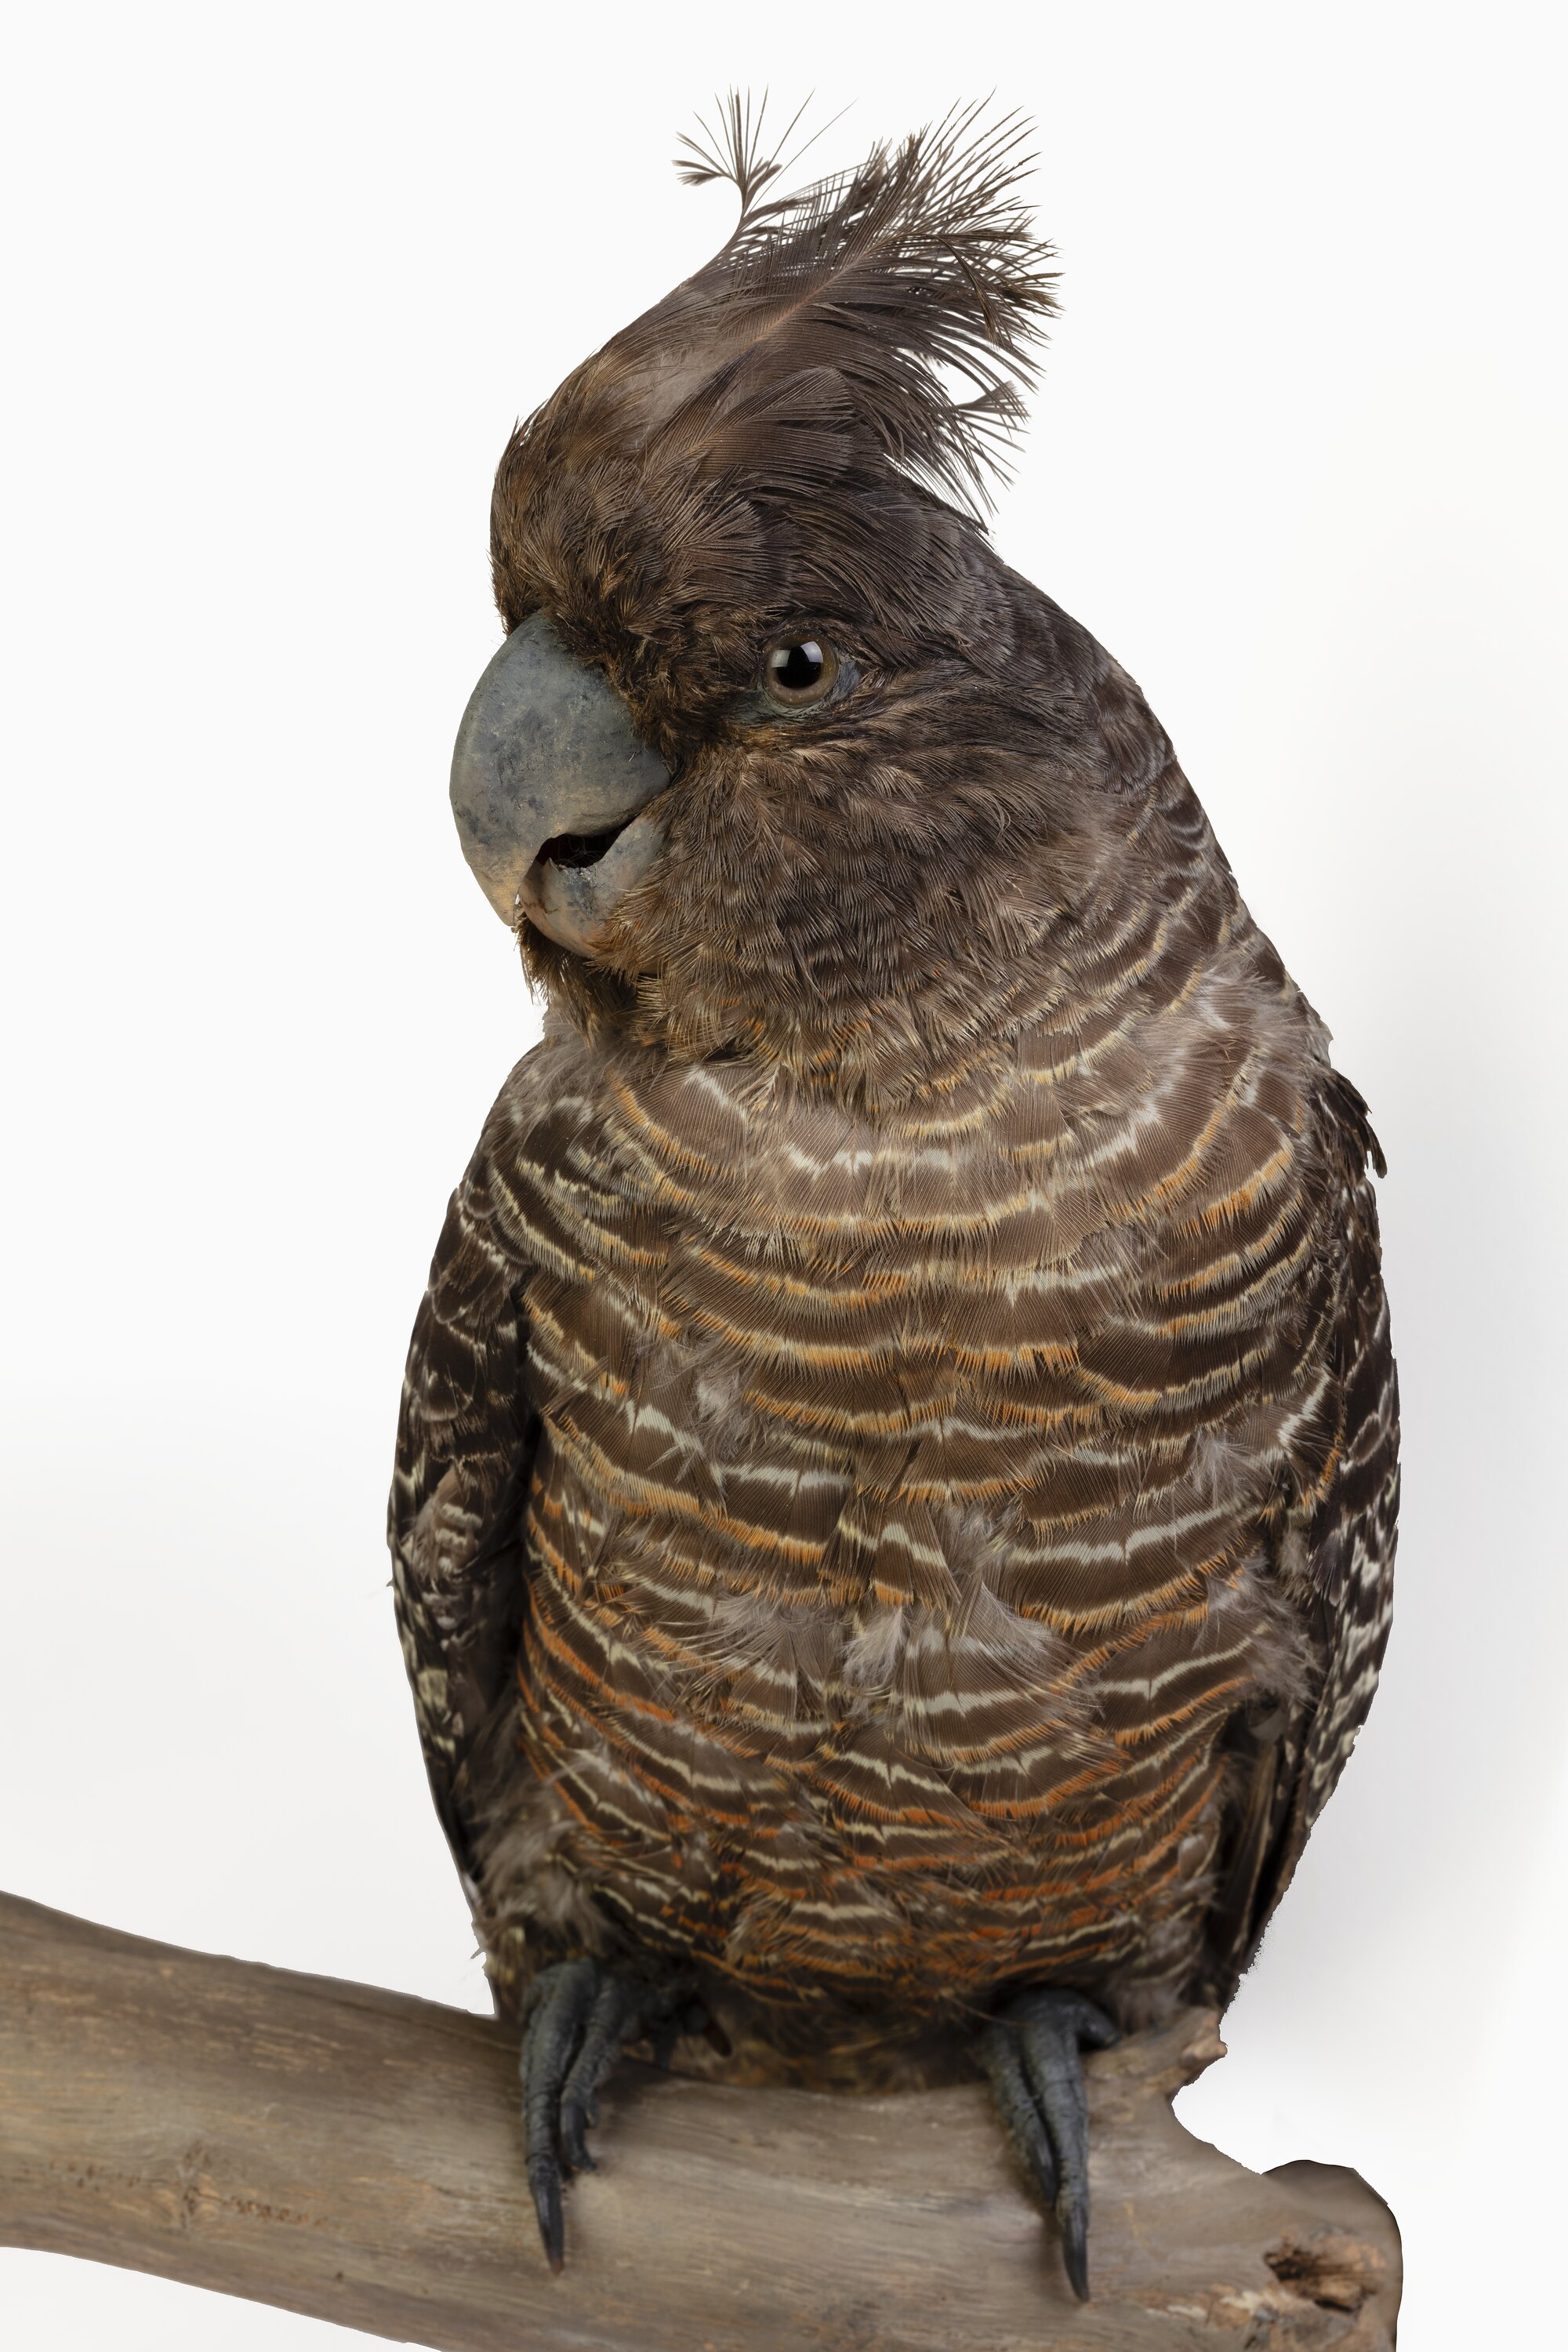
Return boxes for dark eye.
[761,634,839,710]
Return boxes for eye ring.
[760,633,839,710]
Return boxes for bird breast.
[492,947,1331,2004]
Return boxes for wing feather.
[389,1106,536,1900]
[1203,1071,1399,1998]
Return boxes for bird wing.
[1203,1069,1400,2001]
[388,1083,536,1911]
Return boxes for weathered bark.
[0,1891,1399,2348]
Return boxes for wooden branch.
[0,1891,1400,2349]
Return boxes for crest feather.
[673,89,828,220]
[637,100,1058,515]
[491,103,1062,645]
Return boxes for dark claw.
[520,1958,598,2271]
[528,2148,565,2274]
[981,1986,1120,2303]
[557,2096,596,2176]
[518,1956,704,2271]
[1059,2199,1089,2304]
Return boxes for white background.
[2,3,1563,2343]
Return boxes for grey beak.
[449,613,672,952]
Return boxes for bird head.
[450,103,1157,1094]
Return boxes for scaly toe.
[519,1958,600,2270]
[982,1986,1120,2303]
[518,1957,706,2272]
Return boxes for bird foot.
[519,1955,714,2272]
[978,1986,1120,2302]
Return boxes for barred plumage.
[390,107,1396,2136]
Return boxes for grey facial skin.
[449,613,672,953]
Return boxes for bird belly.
[514,1410,1238,2027]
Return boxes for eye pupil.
[762,634,838,707]
[771,639,823,690]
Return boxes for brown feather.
[390,110,1397,2063]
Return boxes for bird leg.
[518,1955,710,2271]
[978,1986,1120,2302]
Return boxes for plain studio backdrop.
[2,2,1563,2344]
